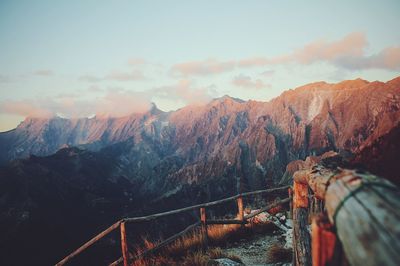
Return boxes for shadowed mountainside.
[352,122,400,186]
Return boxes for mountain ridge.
[1,76,399,185]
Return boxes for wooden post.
[312,215,340,266]
[200,207,208,250]
[237,195,244,226]
[288,187,293,219]
[120,222,129,266]
[293,180,312,266]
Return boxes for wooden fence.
[292,166,400,266]
[55,186,290,266]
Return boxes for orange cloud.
[153,79,215,106]
[95,91,152,117]
[232,75,271,89]
[237,32,400,71]
[0,100,53,118]
[293,32,367,64]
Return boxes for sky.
[0,0,399,131]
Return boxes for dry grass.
[181,251,209,266]
[130,219,276,265]
[208,248,242,264]
[166,229,203,258]
[266,243,292,263]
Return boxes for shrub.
[266,243,292,263]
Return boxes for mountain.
[1,77,399,185]
[0,147,135,265]
[352,121,400,186]
[0,77,399,265]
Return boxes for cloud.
[169,32,398,77]
[238,57,269,67]
[259,70,275,77]
[0,90,153,119]
[333,45,400,70]
[105,70,145,81]
[0,100,53,118]
[153,79,216,105]
[95,91,152,117]
[292,32,367,64]
[79,70,146,82]
[0,80,217,119]
[170,59,236,77]
[238,32,400,71]
[232,75,271,89]
[127,58,147,66]
[87,85,103,92]
[33,70,54,76]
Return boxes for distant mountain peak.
[211,95,245,104]
[334,78,369,89]
[149,102,164,115]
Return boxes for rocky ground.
[220,213,293,266]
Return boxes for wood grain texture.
[293,180,312,266]
[296,166,400,266]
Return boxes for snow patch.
[307,93,323,121]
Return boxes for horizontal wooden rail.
[123,186,289,223]
[293,166,400,266]
[56,185,289,266]
[206,219,248,225]
[110,221,201,266]
[245,197,290,220]
[56,221,121,266]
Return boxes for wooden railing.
[55,186,290,266]
[292,166,400,266]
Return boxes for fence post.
[120,222,129,266]
[200,207,208,250]
[293,180,312,266]
[237,195,244,226]
[312,214,343,266]
[288,187,293,219]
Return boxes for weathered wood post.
[293,179,312,266]
[120,222,129,266]
[200,207,208,250]
[237,195,244,226]
[288,187,293,219]
[295,166,400,266]
[311,214,341,266]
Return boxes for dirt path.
[221,221,292,265]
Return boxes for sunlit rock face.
[1,77,399,187]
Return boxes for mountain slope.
[1,77,399,187]
[352,122,400,186]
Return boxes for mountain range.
[0,76,399,265]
